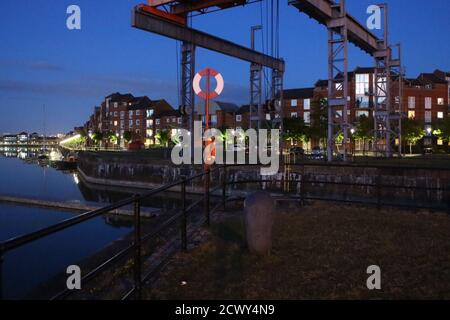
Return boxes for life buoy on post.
[193,68,224,100]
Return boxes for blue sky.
[0,0,449,134]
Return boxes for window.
[177,117,182,124]
[146,119,153,128]
[356,96,369,108]
[425,111,432,123]
[356,74,370,95]
[304,112,311,124]
[166,118,170,123]
[304,99,310,110]
[114,112,118,117]
[266,114,271,120]
[211,115,217,123]
[236,115,242,122]
[114,102,118,108]
[291,112,298,118]
[425,97,432,109]
[408,110,415,119]
[114,121,118,126]
[136,119,140,126]
[146,129,153,138]
[172,117,176,123]
[129,110,133,117]
[437,98,444,105]
[129,120,133,127]
[437,111,444,119]
[136,110,141,116]
[356,110,369,118]
[408,96,415,109]
[155,119,160,125]
[120,121,124,129]
[146,109,154,118]
[120,111,125,119]
[291,99,297,107]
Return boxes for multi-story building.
[278,67,450,150]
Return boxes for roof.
[128,96,152,110]
[283,88,314,99]
[417,73,448,85]
[195,101,239,115]
[105,92,134,102]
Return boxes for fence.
[0,163,448,300]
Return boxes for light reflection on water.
[0,150,187,299]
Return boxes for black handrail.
[0,162,448,300]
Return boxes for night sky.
[0,0,449,134]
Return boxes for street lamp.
[426,127,432,135]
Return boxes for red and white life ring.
[193,68,224,100]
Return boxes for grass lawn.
[145,202,450,299]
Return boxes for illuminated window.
[356,74,370,95]
[425,97,432,109]
[408,96,415,109]
[437,98,444,105]
[408,111,415,119]
[236,115,242,122]
[304,112,311,124]
[437,111,444,119]
[266,114,271,120]
[304,99,311,110]
[291,112,298,118]
[146,119,153,128]
[114,121,118,126]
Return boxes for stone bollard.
[244,191,275,256]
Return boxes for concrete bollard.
[244,191,275,256]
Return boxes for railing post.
[204,169,210,226]
[0,249,4,300]
[376,170,382,210]
[133,195,142,299]
[181,177,187,251]
[222,165,227,210]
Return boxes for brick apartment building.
[280,67,450,150]
[82,67,449,150]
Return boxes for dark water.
[0,152,185,299]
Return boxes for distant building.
[3,134,17,145]
[17,132,28,143]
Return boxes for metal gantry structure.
[132,0,285,160]
[290,0,403,160]
[133,0,403,161]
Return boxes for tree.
[402,118,425,154]
[106,131,118,144]
[354,115,374,155]
[155,129,170,147]
[283,118,310,148]
[91,131,103,145]
[433,118,450,144]
[123,131,132,143]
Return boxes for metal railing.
[0,165,226,300]
[0,162,449,299]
